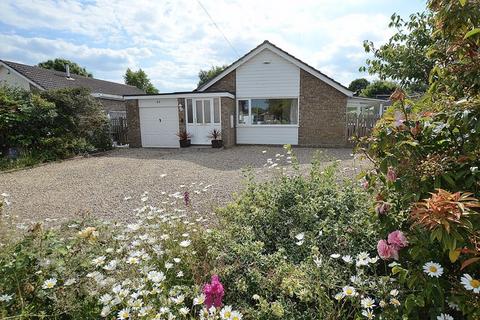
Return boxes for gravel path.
[0,146,369,230]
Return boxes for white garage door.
[139,99,179,148]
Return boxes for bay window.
[237,98,298,125]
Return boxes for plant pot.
[211,139,223,148]
[180,139,191,148]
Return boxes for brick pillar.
[126,99,142,147]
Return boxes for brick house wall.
[126,99,142,147]
[298,69,347,147]
[97,98,126,113]
[220,97,235,148]
[204,70,236,93]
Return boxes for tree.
[124,68,158,94]
[348,78,370,94]
[361,12,435,93]
[360,80,398,98]
[38,58,93,78]
[197,65,228,88]
[427,0,480,98]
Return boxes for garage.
[139,98,179,148]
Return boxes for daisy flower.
[390,289,399,297]
[147,271,165,283]
[437,314,454,320]
[231,311,243,320]
[334,292,344,301]
[342,255,353,264]
[390,298,401,307]
[117,308,131,319]
[423,262,444,278]
[0,294,13,302]
[361,297,376,309]
[179,307,189,316]
[220,305,233,319]
[460,274,480,293]
[193,294,206,305]
[330,253,341,259]
[342,286,356,297]
[179,240,191,248]
[42,278,57,289]
[361,309,375,319]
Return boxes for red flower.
[203,275,224,308]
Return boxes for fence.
[346,113,380,143]
[110,117,128,145]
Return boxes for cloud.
[0,0,421,91]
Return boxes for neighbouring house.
[0,59,145,118]
[124,40,386,148]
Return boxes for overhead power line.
[196,0,240,57]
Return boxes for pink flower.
[386,167,397,182]
[203,275,224,308]
[387,230,408,249]
[377,239,399,260]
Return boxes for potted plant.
[209,129,223,148]
[176,130,192,148]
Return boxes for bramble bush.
[0,86,112,170]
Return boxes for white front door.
[139,99,179,148]
[186,98,221,145]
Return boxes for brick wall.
[220,97,236,148]
[204,70,236,93]
[299,70,347,147]
[126,99,142,147]
[97,98,126,113]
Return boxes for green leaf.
[464,28,480,39]
[459,0,467,5]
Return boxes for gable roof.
[196,40,354,96]
[0,60,145,96]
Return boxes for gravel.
[0,146,369,229]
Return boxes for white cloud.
[0,0,416,91]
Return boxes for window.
[186,99,193,123]
[238,98,298,125]
[195,100,203,124]
[204,100,211,123]
[213,98,220,123]
[238,100,249,124]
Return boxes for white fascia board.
[197,43,354,97]
[91,93,125,100]
[0,61,45,90]
[124,92,235,100]
[348,96,388,103]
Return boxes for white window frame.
[236,97,299,127]
[189,98,221,125]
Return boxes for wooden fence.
[346,113,380,143]
[110,117,128,145]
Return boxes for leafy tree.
[360,80,398,98]
[38,58,93,78]
[348,78,370,93]
[197,65,228,88]
[124,68,158,94]
[361,12,435,93]
[427,0,480,98]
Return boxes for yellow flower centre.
[471,279,480,288]
[225,311,231,317]
[429,266,437,273]
[346,288,353,295]
[232,317,239,320]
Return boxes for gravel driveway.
[0,146,368,229]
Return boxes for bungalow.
[123,40,385,148]
[0,60,144,118]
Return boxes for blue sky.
[0,0,426,92]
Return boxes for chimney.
[65,64,71,78]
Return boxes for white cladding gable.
[0,65,31,90]
[236,49,300,98]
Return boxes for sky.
[0,0,426,92]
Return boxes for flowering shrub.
[0,194,243,319]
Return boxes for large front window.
[237,98,298,125]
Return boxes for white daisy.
[64,278,77,286]
[342,255,353,264]
[138,306,153,317]
[390,289,399,297]
[179,240,191,247]
[437,313,454,320]
[42,278,57,289]
[330,253,341,259]
[99,293,113,305]
[390,298,401,307]
[342,286,356,297]
[460,274,480,293]
[361,309,375,319]
[230,311,243,320]
[361,297,376,309]
[0,294,13,302]
[179,307,189,316]
[92,256,106,267]
[147,271,165,283]
[193,294,206,305]
[220,305,233,319]
[334,292,344,300]
[171,294,185,304]
[101,305,111,317]
[423,262,444,278]
[117,307,131,319]
[103,260,118,271]
[173,258,181,263]
[165,262,173,269]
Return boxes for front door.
[186,98,221,145]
